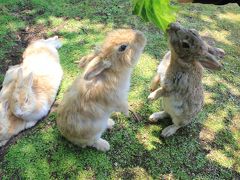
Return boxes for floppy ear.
[198,52,222,70]
[75,53,97,68]
[16,68,24,87]
[3,101,9,112]
[24,72,33,87]
[208,46,225,58]
[1,100,9,113]
[0,101,9,120]
[83,57,111,80]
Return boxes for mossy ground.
[0,0,239,179]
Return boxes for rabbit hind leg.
[161,124,181,137]
[90,128,110,152]
[161,117,190,137]
[92,138,110,152]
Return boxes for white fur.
[22,101,51,122]
[149,111,169,122]
[2,65,21,86]
[0,101,10,141]
[13,37,63,122]
[157,51,170,84]
[114,69,131,114]
[107,118,115,129]
[22,58,63,91]
[25,121,38,129]
[92,138,110,152]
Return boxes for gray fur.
[148,23,223,137]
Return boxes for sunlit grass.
[218,12,240,22]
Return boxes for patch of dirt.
[0,5,48,85]
[0,25,47,75]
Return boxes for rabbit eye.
[182,42,190,49]
[118,44,128,52]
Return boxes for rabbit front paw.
[148,91,158,101]
[107,118,115,129]
[149,111,170,122]
[216,48,225,58]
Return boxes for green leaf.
[132,0,177,32]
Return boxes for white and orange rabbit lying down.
[148,23,223,137]
[0,36,63,147]
[57,29,146,152]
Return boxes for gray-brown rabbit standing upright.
[148,23,222,137]
[57,29,146,151]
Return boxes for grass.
[0,0,240,179]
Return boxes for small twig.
[129,109,142,122]
[81,28,88,34]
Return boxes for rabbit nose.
[167,22,182,32]
[15,109,23,117]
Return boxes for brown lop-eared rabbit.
[148,23,224,137]
[57,29,146,152]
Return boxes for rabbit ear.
[24,72,33,87]
[46,36,62,49]
[0,101,9,120]
[208,46,225,58]
[83,57,111,80]
[16,68,24,86]
[17,68,23,80]
[1,100,9,113]
[3,101,9,112]
[198,52,222,70]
